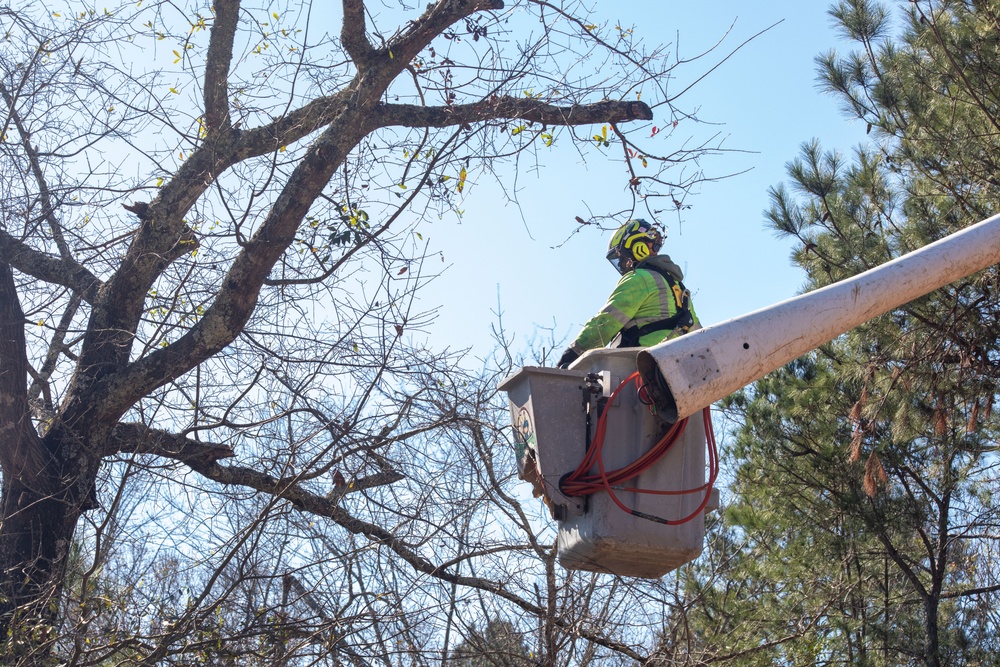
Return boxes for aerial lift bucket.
[499,348,716,579]
[502,212,1000,580]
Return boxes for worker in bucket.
[556,219,698,368]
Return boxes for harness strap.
[619,265,694,347]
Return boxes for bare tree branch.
[0,230,102,303]
[0,81,72,260]
[384,0,505,68]
[187,458,647,662]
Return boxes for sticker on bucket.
[515,407,535,444]
[514,406,535,479]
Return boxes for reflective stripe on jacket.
[569,254,698,352]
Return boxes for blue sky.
[414,1,870,362]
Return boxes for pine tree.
[661,2,1000,665]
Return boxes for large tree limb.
[86,95,652,419]
[203,0,240,133]
[89,118,362,421]
[941,582,1000,600]
[325,470,406,501]
[341,0,373,62]
[0,229,102,304]
[69,91,352,392]
[62,213,198,417]
[106,423,235,467]
[234,94,351,160]
[198,96,650,227]
[370,98,653,129]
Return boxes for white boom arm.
[637,213,1000,423]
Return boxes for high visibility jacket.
[569,254,698,353]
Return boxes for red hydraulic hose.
[559,372,719,525]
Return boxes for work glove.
[556,348,580,369]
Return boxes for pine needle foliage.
[657,2,1000,666]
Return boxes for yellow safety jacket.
[569,254,698,353]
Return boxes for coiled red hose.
[559,372,719,525]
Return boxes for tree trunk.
[0,262,87,663]
[0,477,79,662]
[923,595,940,667]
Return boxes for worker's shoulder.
[632,265,674,286]
[636,255,685,282]
[616,267,656,287]
[610,268,659,298]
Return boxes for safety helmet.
[606,219,663,274]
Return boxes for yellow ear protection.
[623,227,661,262]
[627,237,651,261]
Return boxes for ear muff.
[631,240,650,261]
[624,232,651,261]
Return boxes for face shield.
[606,247,629,275]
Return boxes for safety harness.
[618,264,694,348]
